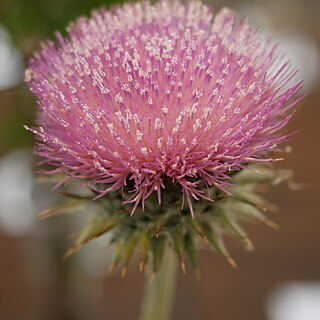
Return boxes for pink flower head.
[25,1,302,216]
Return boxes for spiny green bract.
[40,164,294,277]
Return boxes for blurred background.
[0,0,319,319]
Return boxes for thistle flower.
[25,1,303,274]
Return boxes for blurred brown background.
[0,0,319,319]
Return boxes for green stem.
[139,248,178,320]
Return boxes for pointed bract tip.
[227,256,238,269]
[63,245,80,259]
[38,209,54,219]
[121,266,127,278]
[108,262,116,275]
[139,259,145,272]
[180,259,186,274]
[264,218,280,231]
[244,237,254,251]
